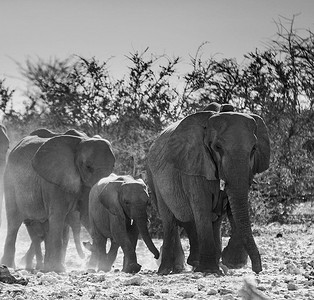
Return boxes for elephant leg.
[1,199,23,268]
[44,213,67,273]
[222,204,248,269]
[106,239,119,269]
[112,225,140,273]
[61,224,70,265]
[86,243,98,270]
[128,223,139,252]
[186,178,221,273]
[157,191,182,274]
[181,221,199,269]
[66,210,85,259]
[172,228,185,273]
[97,238,112,272]
[120,240,141,273]
[23,242,36,270]
[34,242,44,270]
[25,222,45,270]
[213,216,224,264]
[88,218,104,270]
[193,215,219,273]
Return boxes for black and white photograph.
[0,1,313,299]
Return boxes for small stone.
[286,263,301,275]
[177,291,196,298]
[197,283,205,291]
[110,292,120,298]
[222,295,235,300]
[87,268,96,273]
[161,288,169,293]
[207,288,218,295]
[36,272,44,278]
[124,275,143,286]
[39,274,58,284]
[219,288,233,295]
[287,283,298,291]
[18,270,29,277]
[141,288,154,296]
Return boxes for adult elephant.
[1,131,115,272]
[147,105,270,275]
[23,128,89,268]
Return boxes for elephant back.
[30,128,59,138]
[8,136,45,167]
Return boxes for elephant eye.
[86,165,94,173]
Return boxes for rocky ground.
[0,206,313,300]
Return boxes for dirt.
[0,216,313,299]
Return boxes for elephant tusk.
[130,219,134,226]
[220,179,226,191]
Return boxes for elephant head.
[32,135,115,194]
[165,110,270,273]
[99,176,160,259]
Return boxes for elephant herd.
[0,103,270,275]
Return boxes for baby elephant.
[89,174,159,273]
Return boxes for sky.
[1,0,314,109]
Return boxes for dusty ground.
[0,206,313,300]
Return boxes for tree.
[0,79,14,116]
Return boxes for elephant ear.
[250,114,271,174]
[99,181,125,218]
[32,135,82,194]
[166,112,217,180]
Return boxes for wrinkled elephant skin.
[1,131,115,272]
[88,174,159,273]
[147,107,270,274]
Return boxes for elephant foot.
[157,266,173,275]
[194,255,221,275]
[187,256,199,269]
[1,257,15,269]
[123,263,141,274]
[43,263,65,273]
[222,245,248,269]
[194,265,224,276]
[35,262,44,270]
[98,264,112,272]
[173,264,185,274]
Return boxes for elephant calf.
[88,174,159,273]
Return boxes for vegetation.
[1,17,314,231]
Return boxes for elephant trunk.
[135,211,160,259]
[226,162,262,274]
